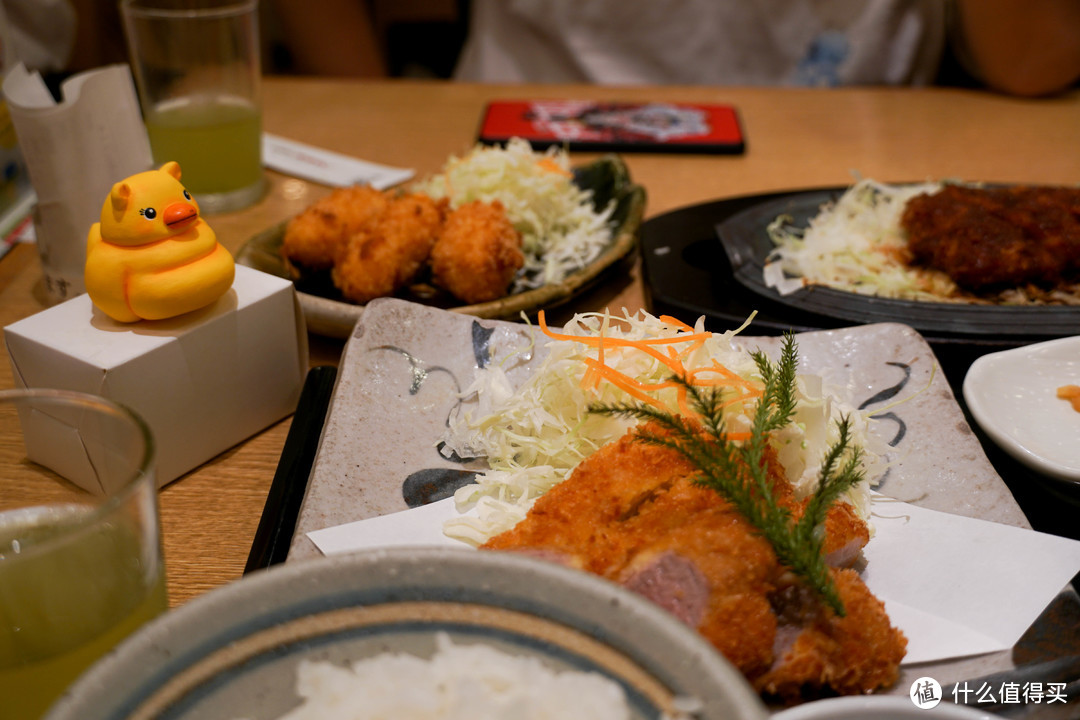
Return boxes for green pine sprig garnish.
[589,333,865,616]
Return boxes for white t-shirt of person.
[454,0,948,87]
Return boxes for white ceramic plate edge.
[963,335,1080,483]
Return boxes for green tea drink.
[145,96,262,196]
[0,505,167,720]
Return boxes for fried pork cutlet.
[900,185,1080,292]
[429,200,524,304]
[281,185,389,274]
[481,428,905,701]
[332,193,447,304]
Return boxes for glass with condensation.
[120,0,265,214]
[0,389,166,719]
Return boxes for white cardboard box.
[4,265,309,491]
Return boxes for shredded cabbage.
[440,310,885,545]
[412,138,616,292]
[764,178,961,301]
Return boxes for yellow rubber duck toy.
[85,161,235,322]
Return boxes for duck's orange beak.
[164,202,198,231]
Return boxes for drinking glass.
[120,0,265,214]
[0,389,166,720]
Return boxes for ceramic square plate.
[286,298,1048,694]
[289,298,1027,553]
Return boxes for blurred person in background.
[267,0,466,79]
[452,0,1080,96]
[11,0,1077,97]
[271,0,387,77]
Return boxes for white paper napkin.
[262,134,414,190]
[862,500,1080,663]
[307,496,1080,666]
[2,63,153,301]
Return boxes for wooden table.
[2,79,1079,609]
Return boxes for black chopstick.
[244,365,337,574]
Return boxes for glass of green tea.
[0,389,166,720]
[120,0,265,214]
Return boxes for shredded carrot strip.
[681,371,726,387]
[581,364,600,392]
[665,346,687,376]
[536,157,571,176]
[538,310,763,435]
[583,357,665,409]
[659,315,696,332]
[683,366,762,402]
[539,311,713,371]
[706,360,762,392]
[582,358,686,397]
[684,337,708,357]
[675,388,694,418]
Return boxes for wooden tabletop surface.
[2,78,1079,608]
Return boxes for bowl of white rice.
[45,548,767,720]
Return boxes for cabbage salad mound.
[439,309,886,546]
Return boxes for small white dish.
[963,336,1080,483]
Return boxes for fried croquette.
[281,185,389,274]
[331,193,447,304]
[481,427,906,700]
[284,190,526,306]
[429,200,524,304]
